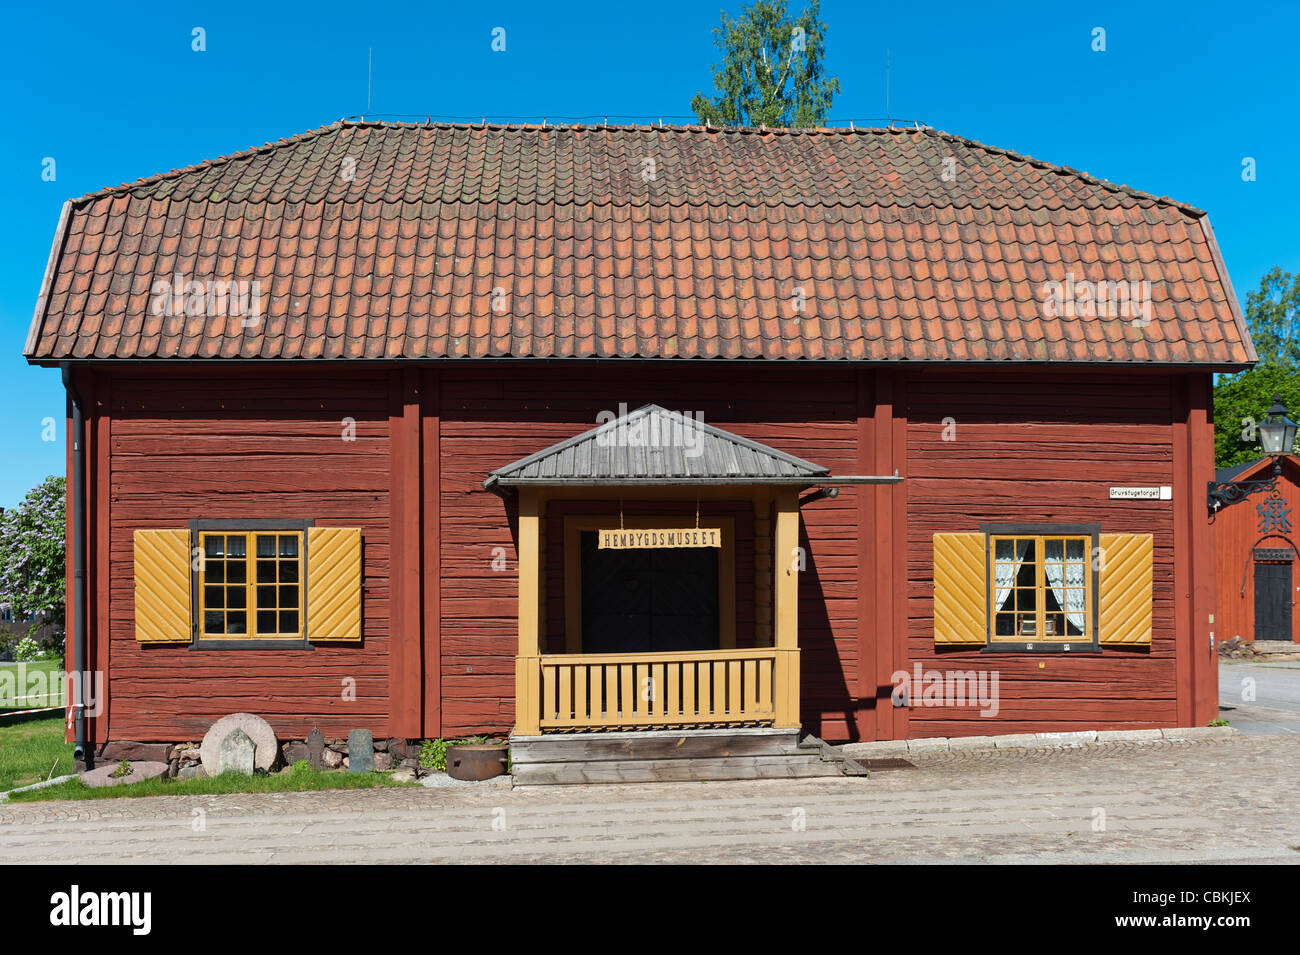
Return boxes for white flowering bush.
[0,476,66,646]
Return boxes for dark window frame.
[980,522,1102,654]
[187,519,315,650]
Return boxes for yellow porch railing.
[514,648,799,734]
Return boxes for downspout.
[61,364,89,769]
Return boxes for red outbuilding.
[1213,454,1300,644]
[23,121,1253,770]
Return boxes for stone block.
[200,713,278,775]
[906,737,950,754]
[82,761,170,788]
[1161,726,1237,740]
[1097,729,1164,742]
[348,729,375,773]
[840,740,909,758]
[218,729,256,776]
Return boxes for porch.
[485,403,900,737]
[510,482,806,735]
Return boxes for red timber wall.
[74,367,396,745]
[1214,456,1300,644]
[76,363,1218,745]
[905,370,1218,737]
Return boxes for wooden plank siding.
[78,363,1217,745]
[101,368,393,742]
[904,370,1203,737]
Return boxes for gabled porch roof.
[483,403,830,489]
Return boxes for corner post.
[515,488,542,735]
[773,488,801,729]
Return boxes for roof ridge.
[73,121,350,204]
[73,117,1206,219]
[920,127,1206,217]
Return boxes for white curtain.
[1044,559,1087,634]
[994,541,1031,612]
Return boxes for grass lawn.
[7,762,417,802]
[1,713,416,801]
[0,712,73,791]
[0,658,65,709]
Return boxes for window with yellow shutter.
[934,524,1153,652]
[135,520,363,647]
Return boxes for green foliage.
[418,736,499,771]
[1214,364,1300,467]
[419,737,448,771]
[109,759,133,778]
[1208,718,1230,727]
[691,0,839,128]
[1244,266,1299,369]
[13,637,40,663]
[0,476,67,643]
[1214,268,1300,468]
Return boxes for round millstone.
[200,713,279,775]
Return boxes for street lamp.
[1207,393,1295,511]
[1258,393,1298,457]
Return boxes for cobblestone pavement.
[2,736,1297,864]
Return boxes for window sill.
[981,643,1101,654]
[189,640,313,651]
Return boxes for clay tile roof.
[24,119,1255,365]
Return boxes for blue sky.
[0,0,1296,507]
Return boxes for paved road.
[1219,660,1300,735]
[2,735,1296,864]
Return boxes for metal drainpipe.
[61,365,89,769]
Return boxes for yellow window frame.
[987,534,1092,644]
[198,530,305,641]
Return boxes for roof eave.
[24,200,73,360]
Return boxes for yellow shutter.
[933,532,987,645]
[1099,533,1154,646]
[307,527,362,642]
[133,529,192,643]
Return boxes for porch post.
[773,488,801,729]
[514,488,542,735]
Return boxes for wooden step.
[511,727,802,764]
[509,728,860,785]
[510,753,839,786]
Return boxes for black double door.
[1255,561,1293,641]
[579,531,720,653]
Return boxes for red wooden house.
[1213,454,1300,644]
[24,121,1253,769]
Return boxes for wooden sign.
[1254,547,1294,563]
[1108,486,1172,500]
[598,527,722,550]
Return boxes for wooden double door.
[578,531,720,653]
